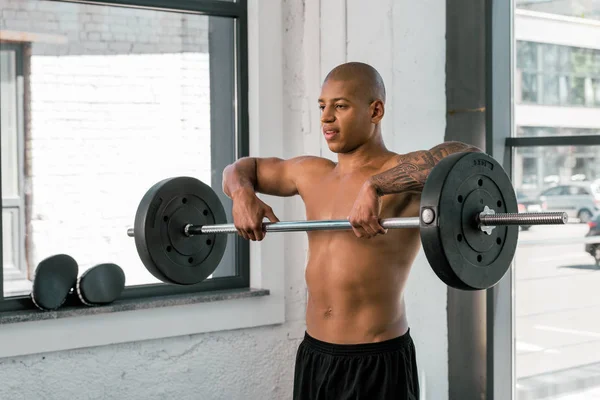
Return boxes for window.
[516,42,600,107]
[512,145,600,399]
[0,0,249,311]
[506,2,600,399]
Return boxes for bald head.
[323,62,386,104]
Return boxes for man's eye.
[336,104,346,109]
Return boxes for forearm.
[368,141,482,196]
[222,157,258,198]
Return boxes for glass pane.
[542,44,559,73]
[585,77,596,106]
[571,47,592,76]
[0,49,19,198]
[0,1,239,291]
[594,53,600,75]
[515,146,600,399]
[569,76,586,105]
[522,72,539,103]
[593,78,600,106]
[542,74,560,105]
[2,209,17,271]
[558,75,569,104]
[517,41,538,70]
[559,45,571,73]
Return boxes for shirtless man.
[222,62,480,399]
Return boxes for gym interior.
[1,0,600,399]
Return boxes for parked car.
[584,213,600,266]
[516,189,543,231]
[537,181,600,223]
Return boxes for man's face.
[318,79,378,154]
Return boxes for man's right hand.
[231,187,280,241]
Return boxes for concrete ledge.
[0,288,270,325]
[0,286,281,359]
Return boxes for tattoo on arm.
[369,141,482,196]
[429,141,481,162]
[369,151,436,196]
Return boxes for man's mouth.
[323,128,338,140]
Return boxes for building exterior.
[514,4,600,213]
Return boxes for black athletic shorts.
[293,329,419,400]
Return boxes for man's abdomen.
[304,233,414,344]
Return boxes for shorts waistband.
[302,329,412,356]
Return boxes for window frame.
[0,0,250,312]
[485,1,515,399]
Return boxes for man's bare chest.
[298,173,411,221]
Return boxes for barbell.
[126,152,568,290]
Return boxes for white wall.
[0,0,448,399]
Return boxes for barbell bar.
[126,152,571,290]
[126,210,567,237]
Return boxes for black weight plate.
[420,152,518,290]
[133,177,228,285]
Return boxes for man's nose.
[321,107,335,123]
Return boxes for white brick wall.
[28,53,212,285]
[1,0,208,55]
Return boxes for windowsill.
[0,287,269,325]
[0,286,283,359]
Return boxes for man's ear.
[370,100,385,123]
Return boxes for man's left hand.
[348,180,387,238]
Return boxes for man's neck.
[335,133,390,173]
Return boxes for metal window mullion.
[17,47,27,282]
[537,43,544,104]
[234,1,249,287]
[506,135,600,147]
[487,0,514,399]
[208,16,236,279]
